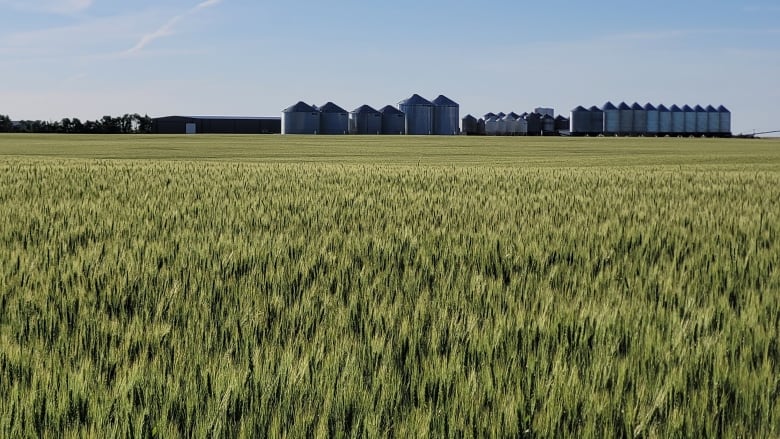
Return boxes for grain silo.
[505,113,520,135]
[496,114,508,135]
[379,105,405,135]
[644,103,659,136]
[657,104,672,135]
[618,102,633,135]
[432,95,459,135]
[462,114,478,135]
[398,94,434,135]
[670,105,685,134]
[706,105,720,134]
[718,105,731,135]
[526,112,542,136]
[477,118,486,135]
[282,101,320,134]
[541,114,555,135]
[496,112,506,119]
[349,105,382,135]
[483,112,497,120]
[631,102,647,135]
[682,105,696,135]
[589,106,604,136]
[694,105,708,135]
[570,106,591,135]
[555,115,569,132]
[516,116,528,135]
[318,102,349,135]
[484,115,499,135]
[602,102,619,135]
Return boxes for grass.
[0,134,779,437]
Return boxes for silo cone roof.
[399,94,433,106]
[706,105,718,113]
[632,102,644,110]
[463,114,477,121]
[589,106,603,112]
[379,105,404,115]
[694,105,705,111]
[484,112,497,119]
[496,112,506,118]
[572,105,588,112]
[644,103,657,111]
[657,104,669,112]
[618,102,631,110]
[718,105,730,113]
[508,112,521,119]
[432,95,459,107]
[670,105,682,112]
[602,102,617,110]
[682,105,694,111]
[319,102,348,113]
[352,105,379,114]
[284,101,317,113]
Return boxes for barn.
[152,116,281,134]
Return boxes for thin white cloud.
[0,0,93,14]
[124,0,223,55]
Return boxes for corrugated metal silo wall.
[433,105,459,135]
[283,112,320,134]
[658,109,672,134]
[320,112,349,135]
[496,117,507,135]
[706,107,720,134]
[632,106,647,135]
[400,104,433,135]
[645,108,660,135]
[719,109,731,134]
[589,109,604,135]
[619,105,633,135]
[461,117,477,135]
[381,113,405,135]
[509,117,521,135]
[603,110,619,135]
[484,117,498,135]
[526,114,542,136]
[683,107,696,134]
[477,119,486,135]
[542,116,555,134]
[570,109,591,134]
[671,108,685,134]
[516,118,528,135]
[695,106,708,135]
[350,113,382,135]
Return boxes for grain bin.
[484,115,499,136]
[631,102,646,135]
[589,106,604,136]
[718,105,731,135]
[682,105,696,134]
[398,94,434,135]
[505,113,521,135]
[282,101,320,134]
[670,105,684,134]
[516,115,528,135]
[694,105,708,135]
[432,95,459,135]
[602,102,619,135]
[555,115,569,132]
[379,105,405,135]
[644,103,659,135]
[541,114,555,135]
[706,105,720,134]
[657,104,672,135]
[477,118,486,135]
[496,114,508,135]
[483,112,497,120]
[349,105,381,135]
[570,106,591,135]
[461,114,478,135]
[618,102,633,135]
[319,102,349,135]
[525,112,542,136]
[496,112,506,119]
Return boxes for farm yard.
[1,134,779,437]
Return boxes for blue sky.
[1,0,778,134]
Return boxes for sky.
[1,0,779,135]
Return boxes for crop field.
[1,134,779,437]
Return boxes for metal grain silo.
[477,118,486,135]
[706,105,720,135]
[570,106,591,135]
[555,115,569,132]
[379,105,405,135]
[718,105,731,135]
[496,112,506,119]
[694,105,708,135]
[682,105,696,134]
[484,115,499,135]
[282,101,320,134]
[516,116,528,135]
[349,105,381,135]
[618,102,633,135]
[462,114,478,135]
[602,102,619,135]
[541,114,555,135]
[632,102,647,135]
[432,95,459,135]
[589,106,604,136]
[670,105,685,134]
[526,113,542,136]
[644,103,659,135]
[398,94,434,135]
[318,102,349,135]
[657,104,672,135]
[505,113,521,135]
[483,112,497,120]
[496,114,508,135]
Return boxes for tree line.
[0,113,153,134]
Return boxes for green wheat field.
[1,134,779,437]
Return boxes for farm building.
[283,102,320,134]
[152,116,281,134]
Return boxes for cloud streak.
[0,0,93,15]
[124,0,223,55]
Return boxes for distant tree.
[0,115,12,132]
[72,118,83,133]
[61,118,72,133]
[138,114,153,134]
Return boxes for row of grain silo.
[282,94,459,135]
[462,111,569,136]
[570,102,731,137]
